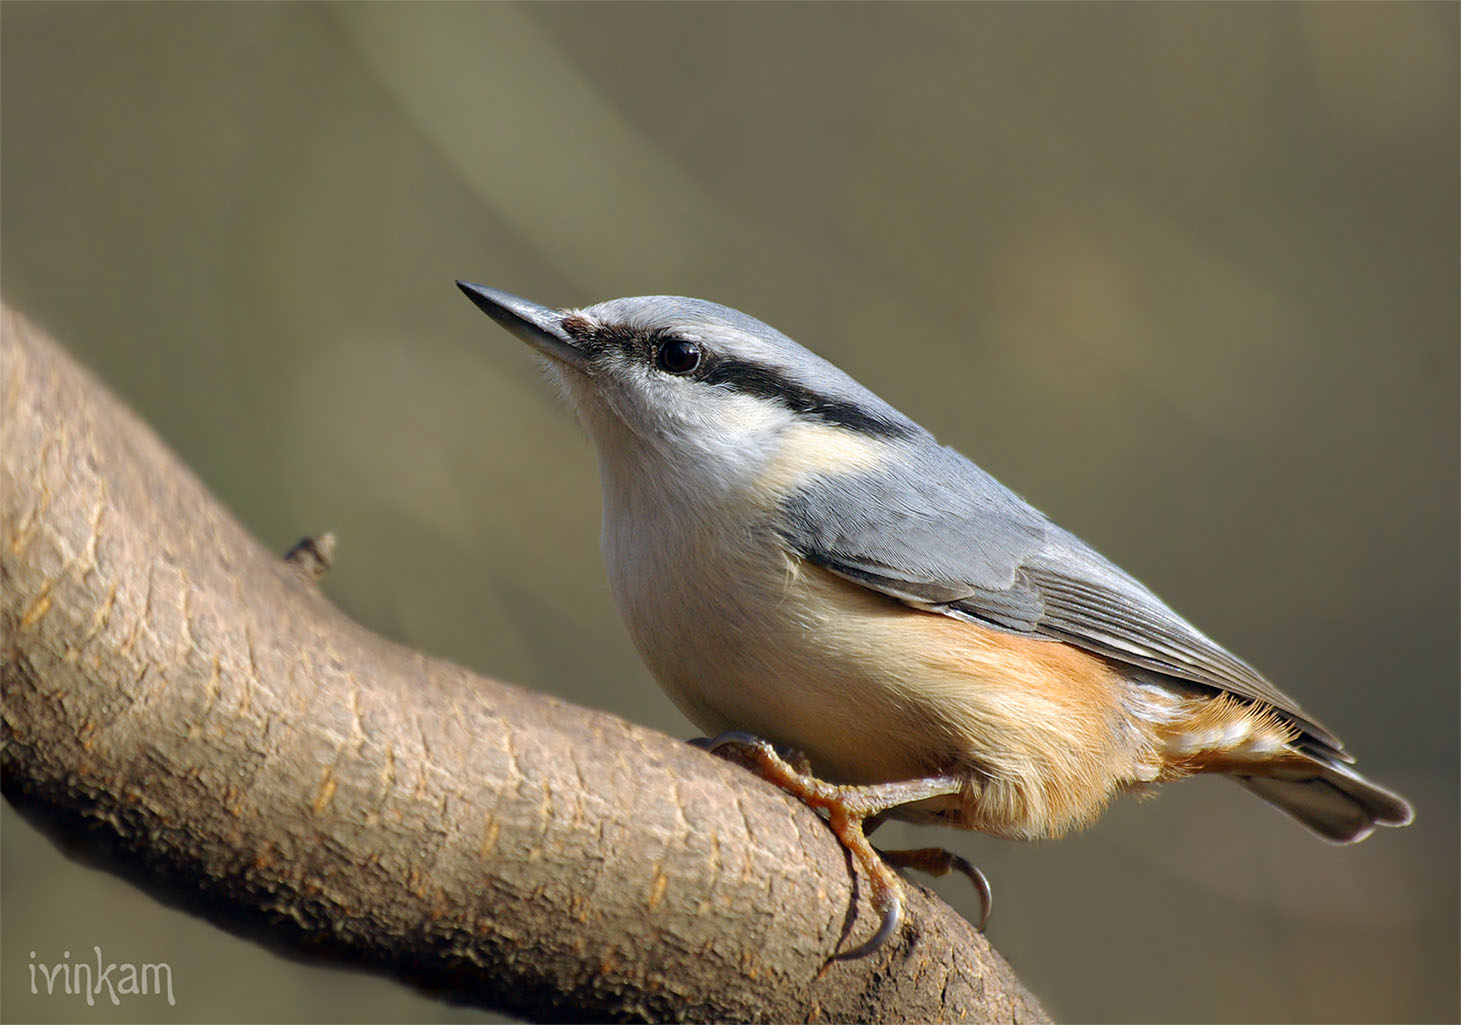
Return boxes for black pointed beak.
[455,281,587,368]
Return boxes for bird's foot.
[876,845,992,932]
[695,731,978,960]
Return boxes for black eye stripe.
[699,358,916,438]
[562,319,699,368]
[558,318,916,439]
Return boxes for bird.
[456,280,1414,959]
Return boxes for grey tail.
[1233,754,1414,843]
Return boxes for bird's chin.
[537,355,584,402]
[537,358,618,433]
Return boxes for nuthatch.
[457,281,1414,959]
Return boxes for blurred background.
[2,3,1456,1023]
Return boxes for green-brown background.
[3,3,1457,1023]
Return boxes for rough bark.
[0,304,1048,1024]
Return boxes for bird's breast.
[600,486,897,770]
[596,419,929,782]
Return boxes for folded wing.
[777,442,1345,755]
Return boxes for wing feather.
[778,444,1345,755]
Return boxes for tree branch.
[0,305,1047,1023]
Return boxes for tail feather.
[1233,756,1413,844]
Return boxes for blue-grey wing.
[777,443,1343,753]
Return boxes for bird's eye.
[655,338,702,375]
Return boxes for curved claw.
[878,846,993,933]
[704,730,767,751]
[953,854,993,933]
[690,730,767,754]
[831,884,903,962]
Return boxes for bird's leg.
[694,731,973,960]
